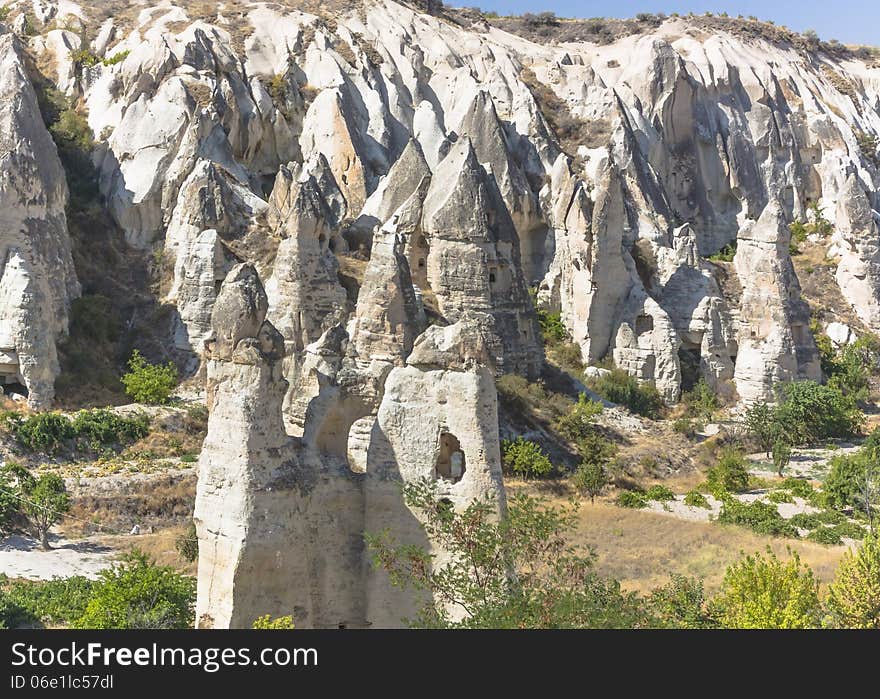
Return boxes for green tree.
[710,549,821,629]
[12,468,70,551]
[121,350,178,405]
[0,466,19,534]
[682,379,718,423]
[252,614,295,629]
[572,462,608,504]
[367,480,644,628]
[501,437,554,479]
[826,534,880,628]
[772,439,792,478]
[773,380,861,444]
[744,402,777,457]
[75,550,195,629]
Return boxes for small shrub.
[717,499,798,537]
[780,477,814,498]
[645,485,676,502]
[501,438,554,479]
[789,513,823,530]
[0,576,95,628]
[826,534,880,628]
[587,368,663,419]
[708,242,737,262]
[616,490,648,509]
[175,522,199,563]
[179,453,198,463]
[807,526,843,545]
[536,308,567,344]
[121,350,178,405]
[10,413,76,453]
[101,50,130,66]
[572,462,609,503]
[673,417,696,438]
[681,379,717,422]
[706,448,750,493]
[252,614,295,629]
[684,491,710,509]
[72,409,150,447]
[767,490,794,504]
[555,393,603,442]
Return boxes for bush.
[708,242,737,262]
[72,409,150,447]
[645,485,676,502]
[571,462,608,504]
[587,369,663,419]
[706,448,750,493]
[681,379,717,422]
[717,499,798,537]
[501,438,554,479]
[536,308,567,344]
[252,614,295,629]
[781,477,814,499]
[767,490,794,504]
[684,491,710,509]
[121,350,178,405]
[74,551,195,629]
[0,576,95,628]
[555,393,603,442]
[575,430,617,468]
[826,535,880,628]
[175,522,199,563]
[824,452,877,512]
[807,526,843,545]
[616,490,648,509]
[102,50,130,66]
[10,413,76,453]
[645,575,714,629]
[711,549,821,628]
[672,417,696,438]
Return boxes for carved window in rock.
[791,323,806,345]
[435,433,465,483]
[635,314,653,336]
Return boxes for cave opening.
[678,344,702,392]
[435,432,465,483]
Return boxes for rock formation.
[0,34,79,407]
[195,264,504,628]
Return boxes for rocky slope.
[1,0,879,626]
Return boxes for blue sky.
[471,1,879,46]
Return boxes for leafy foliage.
[122,350,178,405]
[252,614,295,629]
[3,409,150,454]
[716,498,798,538]
[708,242,737,262]
[571,462,609,503]
[706,448,750,494]
[175,522,199,563]
[536,308,567,344]
[367,480,644,628]
[74,551,195,629]
[710,549,821,629]
[826,535,880,628]
[645,485,676,502]
[684,491,710,509]
[586,368,663,419]
[616,490,648,509]
[4,466,71,550]
[0,575,94,628]
[773,380,862,444]
[555,393,603,442]
[681,379,718,422]
[501,438,554,479]
[644,575,715,628]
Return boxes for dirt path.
[0,533,116,580]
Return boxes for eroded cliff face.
[0,33,79,408]
[8,0,871,405]
[4,0,880,626]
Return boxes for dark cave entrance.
[435,432,465,483]
[678,344,701,392]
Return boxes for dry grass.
[99,525,197,574]
[512,482,848,595]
